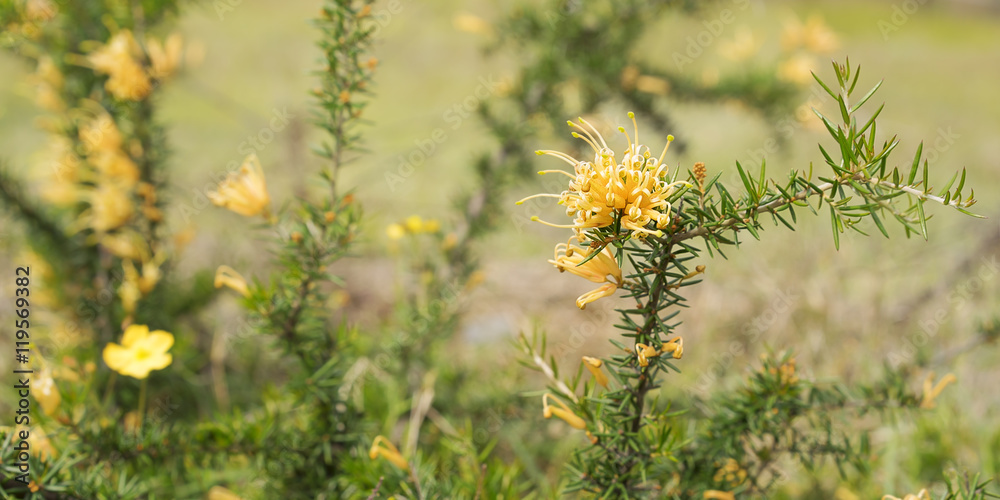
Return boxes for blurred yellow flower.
[87,30,152,101]
[718,27,761,62]
[781,15,839,54]
[549,236,623,309]
[883,489,930,500]
[385,223,406,240]
[778,53,818,86]
[453,13,493,36]
[207,486,244,500]
[79,111,124,154]
[24,0,56,22]
[704,491,735,500]
[518,113,690,238]
[919,372,956,409]
[369,435,409,471]
[404,214,423,233]
[542,393,587,429]
[214,265,251,297]
[146,33,183,79]
[86,183,134,232]
[102,324,174,379]
[101,230,147,261]
[90,149,140,186]
[582,356,608,388]
[208,154,272,218]
[422,218,441,233]
[34,369,60,416]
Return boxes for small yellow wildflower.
[635,75,670,95]
[549,236,623,310]
[517,112,691,238]
[208,154,272,218]
[369,435,409,471]
[214,266,251,297]
[404,214,423,233]
[542,393,587,429]
[582,356,608,388]
[920,372,957,409]
[102,324,174,379]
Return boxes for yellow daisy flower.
[518,112,690,238]
[102,324,174,379]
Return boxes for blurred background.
[1,0,999,495]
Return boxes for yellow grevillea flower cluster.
[520,113,689,239]
[369,435,409,471]
[86,30,185,101]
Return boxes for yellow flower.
[146,33,183,80]
[102,324,174,379]
[778,53,818,86]
[635,343,659,367]
[369,435,409,471]
[34,370,60,416]
[782,15,839,54]
[453,13,493,36]
[422,218,441,233]
[87,183,134,232]
[919,372,957,409]
[207,486,244,500]
[214,265,250,297]
[660,337,684,359]
[883,489,931,500]
[517,112,690,238]
[718,27,761,62]
[79,111,123,154]
[542,393,587,429]
[101,230,147,260]
[704,491,735,500]
[385,223,406,240]
[549,236,623,309]
[208,154,271,218]
[87,30,152,101]
[404,214,423,233]
[24,0,56,22]
[582,356,608,388]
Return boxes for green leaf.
[916,198,928,239]
[907,143,924,185]
[850,79,883,114]
[830,206,841,250]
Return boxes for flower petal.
[121,324,149,347]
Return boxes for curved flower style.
[214,265,251,297]
[549,236,623,309]
[208,154,271,218]
[518,112,690,238]
[102,324,174,379]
